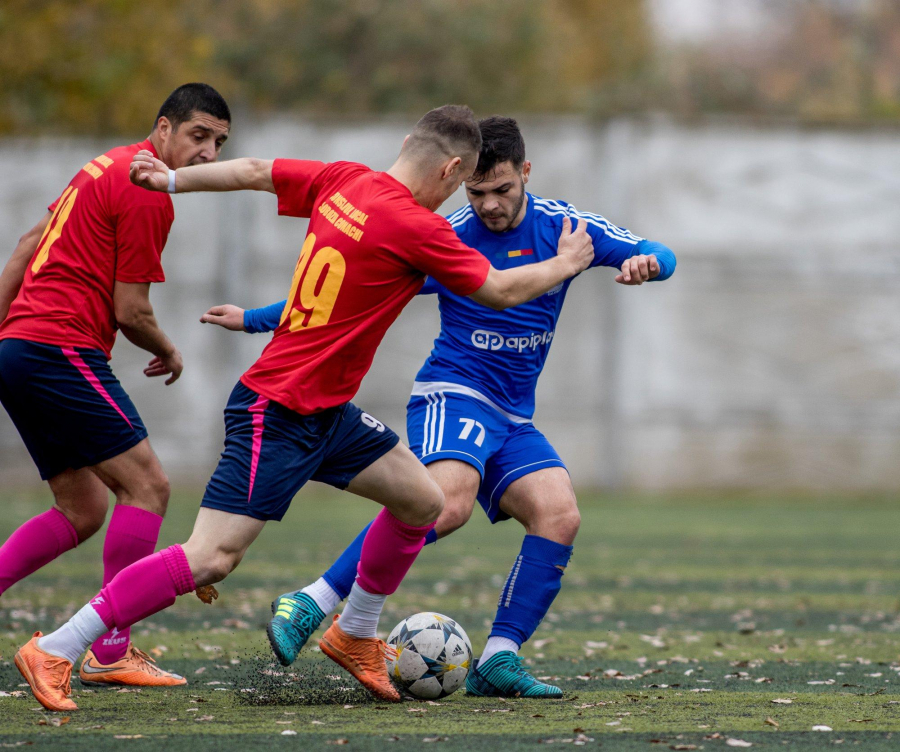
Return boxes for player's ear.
[155,116,173,141]
[522,160,532,184]
[442,156,462,181]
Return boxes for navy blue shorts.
[0,338,148,480]
[407,390,566,524]
[201,381,400,522]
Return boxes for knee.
[413,479,444,527]
[529,500,580,546]
[68,504,109,542]
[196,549,241,587]
[123,469,170,516]
[436,498,474,537]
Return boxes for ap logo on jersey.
[471,329,554,353]
[471,330,504,351]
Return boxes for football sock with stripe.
[320,519,438,606]
[479,636,520,665]
[485,535,573,655]
[91,505,163,664]
[0,508,78,596]
[37,545,196,664]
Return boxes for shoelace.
[288,609,322,637]
[44,655,74,697]
[503,655,539,685]
[358,640,397,673]
[131,646,164,676]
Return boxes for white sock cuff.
[38,602,108,665]
[480,636,520,664]
[301,577,342,614]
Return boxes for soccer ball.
[385,612,472,699]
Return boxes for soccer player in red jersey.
[18,105,594,709]
[0,84,230,701]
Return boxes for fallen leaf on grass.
[422,737,448,743]
[670,746,698,751]
[726,740,752,748]
[280,730,297,736]
[0,692,26,698]
[764,717,779,728]
[326,740,349,746]
[848,718,874,723]
[37,717,70,727]
[771,698,793,704]
[531,714,545,718]
[114,735,144,739]
[812,725,833,731]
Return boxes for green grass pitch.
[2,488,900,749]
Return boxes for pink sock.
[91,505,163,664]
[90,545,195,632]
[0,508,78,595]
[355,508,435,595]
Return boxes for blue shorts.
[0,338,147,480]
[201,381,400,522]
[406,390,566,523]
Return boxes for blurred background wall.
[1,0,898,490]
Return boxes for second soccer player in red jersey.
[19,105,594,709]
[0,84,231,699]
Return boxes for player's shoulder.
[530,194,574,226]
[444,203,476,229]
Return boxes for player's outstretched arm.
[469,217,593,310]
[0,211,51,323]
[114,282,183,385]
[200,300,286,333]
[130,151,275,194]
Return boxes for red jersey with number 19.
[240,159,491,415]
[0,139,173,359]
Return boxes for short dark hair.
[405,105,482,162]
[473,116,526,179]
[153,83,231,131]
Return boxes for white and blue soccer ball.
[385,612,472,699]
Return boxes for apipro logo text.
[471,329,554,353]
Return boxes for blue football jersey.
[243,192,676,421]
[412,193,675,420]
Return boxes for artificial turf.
[2,488,900,749]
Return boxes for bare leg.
[182,508,267,587]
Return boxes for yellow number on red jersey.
[31,186,78,275]
[280,232,347,331]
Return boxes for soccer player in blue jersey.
[202,116,676,698]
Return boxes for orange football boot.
[15,632,78,712]
[319,615,400,702]
[79,644,186,687]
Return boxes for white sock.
[480,636,520,665]
[337,582,386,638]
[38,603,109,665]
[301,577,342,615]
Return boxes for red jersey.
[241,160,491,414]
[0,139,173,358]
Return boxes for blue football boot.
[465,651,563,698]
[267,592,326,666]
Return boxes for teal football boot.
[267,592,326,666]
[465,651,563,698]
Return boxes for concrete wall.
[1,116,898,490]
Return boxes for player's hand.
[130,150,170,192]
[615,254,659,285]
[200,304,246,332]
[556,217,593,274]
[144,348,184,385]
